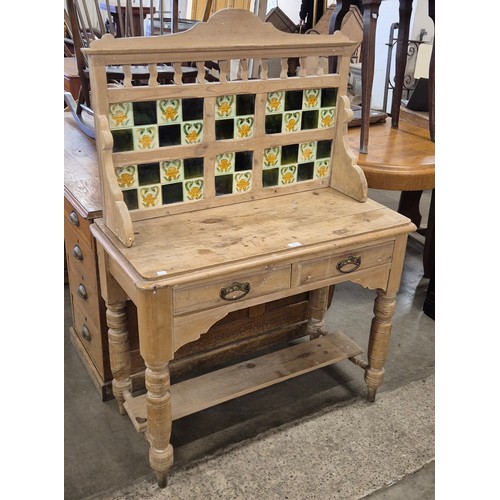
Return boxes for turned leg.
[106,300,132,414]
[365,290,396,402]
[145,361,174,488]
[307,286,331,339]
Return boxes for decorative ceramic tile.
[279,165,297,185]
[118,157,205,210]
[133,126,159,150]
[261,140,332,189]
[215,151,253,196]
[215,94,255,141]
[315,159,331,178]
[182,121,203,145]
[263,146,281,168]
[184,179,204,201]
[115,165,138,189]
[234,171,252,193]
[319,108,335,128]
[109,102,134,129]
[157,99,182,124]
[263,88,337,135]
[139,185,161,208]
[299,142,316,162]
[266,91,284,114]
[161,160,184,183]
[216,153,235,174]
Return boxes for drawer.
[67,263,103,329]
[71,297,106,378]
[174,265,291,315]
[294,241,394,287]
[64,197,93,247]
[65,225,98,283]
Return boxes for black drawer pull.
[219,281,250,301]
[77,284,88,300]
[336,255,361,273]
[69,211,80,226]
[72,244,83,261]
[81,324,91,341]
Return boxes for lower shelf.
[124,331,363,432]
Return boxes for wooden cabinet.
[65,115,314,400]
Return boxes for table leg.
[106,300,132,415]
[390,0,413,129]
[365,290,396,402]
[359,0,382,154]
[306,286,331,339]
[145,361,174,488]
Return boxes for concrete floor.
[64,189,435,499]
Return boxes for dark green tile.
[263,168,279,187]
[235,151,253,171]
[298,162,314,181]
[321,88,338,107]
[285,90,303,110]
[216,119,234,140]
[138,163,161,185]
[215,174,233,196]
[236,94,255,116]
[122,189,138,210]
[162,183,183,204]
[317,139,332,159]
[112,129,134,152]
[265,114,282,135]
[159,124,181,146]
[182,98,204,121]
[281,144,299,165]
[132,101,157,125]
[301,110,319,130]
[184,157,204,179]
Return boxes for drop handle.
[72,244,83,260]
[77,284,88,300]
[336,255,361,273]
[219,281,250,301]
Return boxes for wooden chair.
[64,0,201,138]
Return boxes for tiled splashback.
[109,88,337,211]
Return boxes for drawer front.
[295,242,394,287]
[64,197,93,247]
[71,297,106,378]
[174,265,291,315]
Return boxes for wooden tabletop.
[348,120,435,191]
[64,113,101,219]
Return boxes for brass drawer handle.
[72,244,83,260]
[219,281,250,301]
[81,324,91,341]
[336,255,361,273]
[77,284,88,300]
[69,211,80,226]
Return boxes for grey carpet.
[91,375,434,500]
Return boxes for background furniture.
[330,0,435,153]
[85,10,414,486]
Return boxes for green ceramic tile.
[111,129,134,152]
[138,162,161,186]
[215,174,233,196]
[162,182,183,204]
[265,114,282,134]
[236,94,255,116]
[297,162,314,181]
[321,87,338,107]
[122,189,138,210]
[183,157,204,179]
[159,124,181,146]
[285,90,303,111]
[263,168,279,187]
[216,119,234,140]
[235,151,253,171]
[281,144,299,165]
[316,139,332,159]
[182,97,204,121]
[133,101,157,125]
